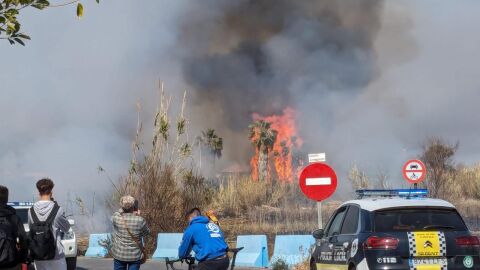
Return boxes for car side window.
[340,205,360,234]
[327,207,347,237]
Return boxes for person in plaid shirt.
[111,196,150,270]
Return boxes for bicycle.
[165,247,244,270]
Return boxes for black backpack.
[28,203,59,260]
[0,216,17,267]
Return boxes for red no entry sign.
[299,163,337,201]
[403,159,427,184]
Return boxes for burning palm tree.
[249,120,277,181]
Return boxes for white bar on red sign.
[306,177,332,186]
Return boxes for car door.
[335,205,360,267]
[317,206,348,269]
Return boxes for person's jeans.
[113,259,141,270]
[197,256,229,270]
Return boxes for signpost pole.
[300,153,337,230]
[309,153,327,229]
[317,201,322,229]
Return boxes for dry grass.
[208,176,340,256]
[292,259,310,270]
[108,87,213,254]
[446,164,480,200]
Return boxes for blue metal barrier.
[271,235,315,266]
[152,233,184,260]
[85,233,110,258]
[235,235,268,268]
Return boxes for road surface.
[77,257,253,270]
[77,257,185,270]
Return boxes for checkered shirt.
[111,210,150,262]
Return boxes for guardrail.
[85,233,315,267]
[85,233,110,258]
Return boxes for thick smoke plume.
[179,0,384,164]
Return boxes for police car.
[8,202,78,270]
[310,189,480,270]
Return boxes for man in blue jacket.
[178,208,229,270]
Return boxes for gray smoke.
[178,0,385,166]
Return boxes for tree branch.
[49,0,80,8]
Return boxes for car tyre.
[66,257,77,270]
[310,259,317,270]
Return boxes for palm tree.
[249,120,277,181]
[195,129,223,170]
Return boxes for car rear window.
[374,208,468,232]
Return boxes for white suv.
[8,202,78,270]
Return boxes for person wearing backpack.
[0,185,28,270]
[28,178,71,270]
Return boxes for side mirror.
[312,229,324,239]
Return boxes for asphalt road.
[77,257,183,270]
[77,258,255,270]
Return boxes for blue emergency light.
[356,189,428,199]
[7,202,35,207]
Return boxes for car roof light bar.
[7,202,35,207]
[356,189,428,199]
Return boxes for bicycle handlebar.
[227,247,244,254]
[165,247,244,270]
[165,257,196,270]
[227,247,244,270]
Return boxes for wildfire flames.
[250,107,303,182]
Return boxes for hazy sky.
[1,0,480,203]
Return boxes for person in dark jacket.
[178,208,229,270]
[0,185,28,270]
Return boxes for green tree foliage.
[0,0,99,45]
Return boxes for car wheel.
[310,259,317,270]
[66,257,77,270]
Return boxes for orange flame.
[250,107,302,182]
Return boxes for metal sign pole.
[309,152,326,229]
[302,153,337,229]
[317,201,323,229]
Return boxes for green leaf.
[18,33,30,40]
[96,0,99,3]
[13,21,20,34]
[76,3,83,18]
[8,39,14,45]
[31,0,49,9]
[14,37,25,46]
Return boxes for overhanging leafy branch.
[0,0,99,45]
